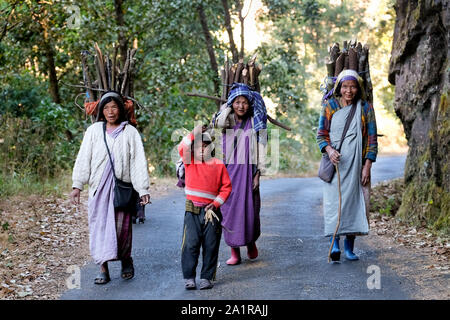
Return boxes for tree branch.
[221,0,239,63]
[197,4,220,96]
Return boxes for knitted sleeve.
[317,100,332,153]
[212,163,232,208]
[72,126,93,191]
[364,102,378,162]
[178,132,194,164]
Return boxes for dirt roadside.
[0,177,179,299]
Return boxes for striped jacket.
[317,98,378,162]
[178,132,232,208]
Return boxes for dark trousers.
[181,208,222,280]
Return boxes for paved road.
[62,155,414,300]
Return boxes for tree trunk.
[221,0,239,63]
[234,0,245,59]
[114,0,128,67]
[36,9,61,104]
[197,4,220,96]
[388,0,449,233]
[44,41,61,104]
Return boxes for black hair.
[96,91,127,123]
[191,136,215,158]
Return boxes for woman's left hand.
[253,171,260,190]
[140,194,151,205]
[361,160,372,186]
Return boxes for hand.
[205,202,216,212]
[326,145,341,165]
[140,194,151,206]
[361,160,372,186]
[193,124,207,136]
[70,188,81,205]
[253,171,260,190]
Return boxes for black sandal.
[94,271,111,285]
[121,258,134,280]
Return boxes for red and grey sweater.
[178,132,232,208]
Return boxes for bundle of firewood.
[78,42,138,119]
[324,40,373,103]
[220,53,262,100]
[187,53,290,131]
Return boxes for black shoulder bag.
[103,122,139,210]
[318,103,357,183]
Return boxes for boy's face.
[193,142,212,162]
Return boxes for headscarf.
[226,83,267,132]
[322,69,366,101]
[90,91,137,126]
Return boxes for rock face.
[388,0,449,233]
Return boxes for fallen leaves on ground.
[370,178,450,282]
[0,177,178,300]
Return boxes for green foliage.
[0,0,399,188]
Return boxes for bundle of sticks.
[324,40,373,103]
[72,42,140,120]
[187,54,290,131]
[220,54,262,99]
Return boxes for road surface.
[62,155,414,300]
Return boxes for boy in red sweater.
[178,125,232,290]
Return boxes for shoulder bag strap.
[103,121,118,180]
[336,103,357,152]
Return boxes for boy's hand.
[193,124,207,136]
[205,203,216,212]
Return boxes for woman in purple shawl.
[70,91,150,284]
[219,83,266,265]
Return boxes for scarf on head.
[322,69,366,101]
[226,83,267,133]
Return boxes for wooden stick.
[94,55,104,90]
[112,44,118,91]
[94,43,108,91]
[348,48,358,71]
[228,64,236,86]
[186,92,291,131]
[81,52,95,102]
[234,58,244,82]
[267,115,291,131]
[121,48,131,95]
[328,164,342,263]
[187,92,226,103]
[242,67,249,85]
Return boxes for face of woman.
[232,96,250,118]
[340,80,359,103]
[103,101,120,125]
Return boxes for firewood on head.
[359,45,368,74]
[112,44,118,91]
[330,43,340,62]
[335,52,345,76]
[228,64,236,86]
[221,69,227,101]
[242,67,249,85]
[234,58,244,83]
[344,53,349,70]
[94,43,108,91]
[348,48,358,71]
[326,56,335,77]
[81,52,95,102]
[94,55,104,90]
